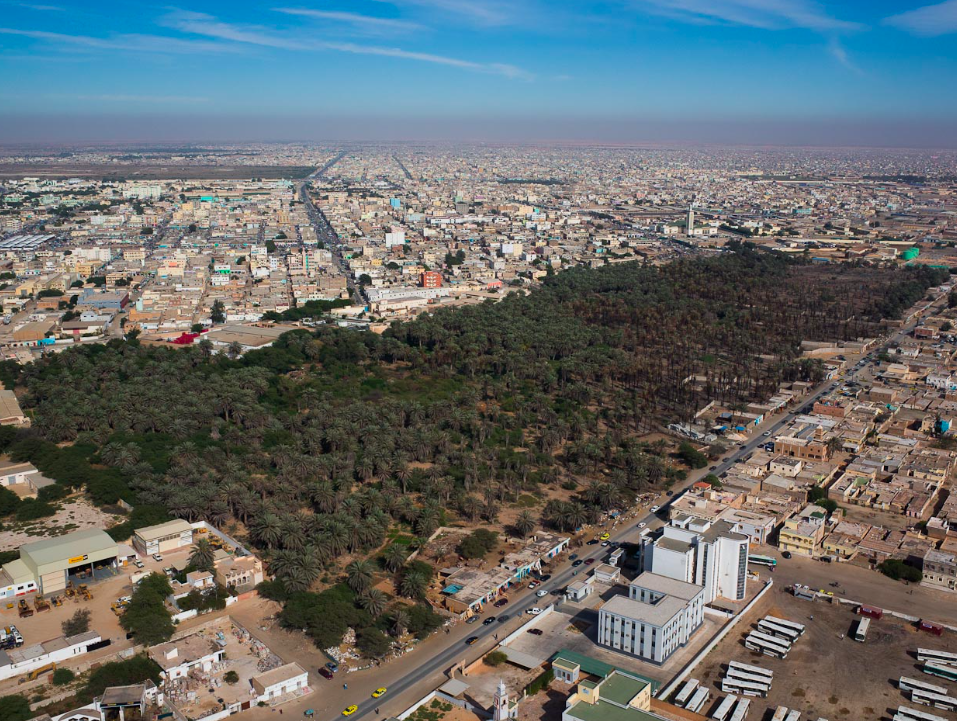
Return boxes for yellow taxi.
[599,533,610,541]
[343,706,358,716]
[372,688,387,699]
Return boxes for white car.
[536,590,548,598]
[637,522,647,529]
[763,431,771,437]
[650,505,660,513]
[133,560,144,569]
[152,553,163,562]
[527,607,542,615]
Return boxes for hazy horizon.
[2,115,956,149]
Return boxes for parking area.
[503,599,726,687]
[694,583,957,720]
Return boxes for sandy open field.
[0,499,122,551]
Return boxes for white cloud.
[164,10,532,78]
[885,0,957,36]
[274,8,423,33]
[828,38,862,74]
[634,0,860,32]
[0,27,239,53]
[372,0,518,27]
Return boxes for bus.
[853,617,870,642]
[923,663,957,683]
[725,669,774,687]
[674,679,699,707]
[758,619,803,644]
[727,661,774,683]
[917,649,957,667]
[686,687,710,715]
[911,689,957,712]
[721,678,769,698]
[894,704,950,721]
[745,631,790,659]
[900,677,949,696]
[771,707,789,721]
[711,695,737,721]
[764,615,806,637]
[730,698,750,721]
[748,554,777,567]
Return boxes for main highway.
[298,153,365,306]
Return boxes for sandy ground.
[694,582,957,720]
[751,546,957,625]
[0,499,122,551]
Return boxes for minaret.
[494,680,509,721]
[686,204,695,237]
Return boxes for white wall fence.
[0,633,105,682]
[657,579,774,701]
[397,690,491,721]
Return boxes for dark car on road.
[527,629,544,636]
[781,551,792,559]
[318,668,334,680]
[494,598,508,608]
[539,574,552,582]
[483,617,496,625]
[466,636,479,645]
[497,614,510,623]
[584,558,595,566]
[572,560,583,567]
[326,662,338,673]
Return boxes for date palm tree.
[346,559,374,595]
[514,510,536,539]
[359,589,387,619]
[189,538,215,572]
[383,543,407,573]
[400,571,427,600]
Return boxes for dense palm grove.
[2,248,947,601]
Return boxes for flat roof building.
[3,528,118,594]
[132,519,193,556]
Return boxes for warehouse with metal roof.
[6,528,119,594]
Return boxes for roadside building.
[132,520,193,556]
[251,663,309,701]
[2,528,118,595]
[642,516,749,603]
[596,572,704,664]
[922,548,957,593]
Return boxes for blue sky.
[1,0,957,144]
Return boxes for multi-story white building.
[597,572,704,664]
[642,515,749,603]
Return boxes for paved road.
[298,182,365,306]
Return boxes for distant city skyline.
[1,0,957,146]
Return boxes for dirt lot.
[695,584,957,720]
[0,499,123,551]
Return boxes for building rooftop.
[599,671,650,707]
[630,572,703,601]
[20,528,116,567]
[134,519,192,542]
[601,594,686,627]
